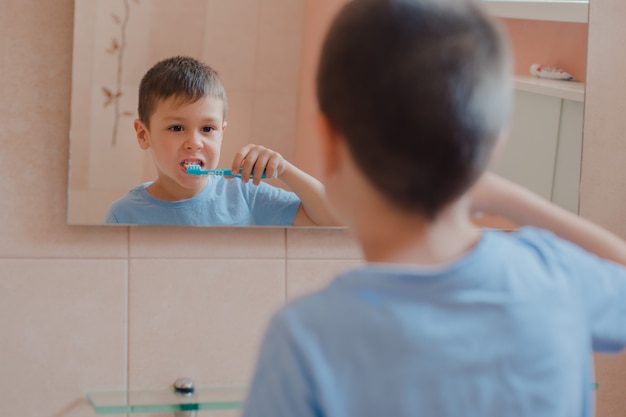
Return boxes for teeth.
[182,161,201,167]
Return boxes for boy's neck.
[356,197,481,266]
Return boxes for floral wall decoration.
[102,0,141,146]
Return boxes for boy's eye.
[202,126,215,133]
[168,125,184,132]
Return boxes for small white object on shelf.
[482,0,589,23]
[530,64,576,81]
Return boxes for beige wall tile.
[219,92,255,167]
[128,259,285,389]
[581,0,626,238]
[0,0,129,258]
[251,92,299,160]
[130,226,286,258]
[0,223,129,259]
[287,227,362,259]
[0,259,127,417]
[147,0,209,63]
[287,259,363,301]
[203,0,261,92]
[254,0,306,94]
[294,0,349,177]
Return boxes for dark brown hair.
[138,56,227,126]
[317,0,512,218]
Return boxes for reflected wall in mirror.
[68,0,307,225]
[475,9,589,228]
[475,7,588,228]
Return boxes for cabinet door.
[552,99,583,213]
[491,90,562,200]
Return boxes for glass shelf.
[87,386,246,414]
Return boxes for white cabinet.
[491,79,584,213]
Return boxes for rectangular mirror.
[68,0,309,226]
[68,0,588,227]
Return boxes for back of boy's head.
[317,0,512,218]
[138,56,228,127]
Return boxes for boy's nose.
[184,133,203,150]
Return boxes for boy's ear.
[316,111,341,178]
[222,120,228,132]
[134,119,150,150]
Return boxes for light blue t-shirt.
[243,227,626,417]
[105,176,301,226]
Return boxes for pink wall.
[501,18,588,82]
[294,0,348,178]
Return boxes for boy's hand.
[232,144,289,185]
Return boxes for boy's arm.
[471,172,626,266]
[278,161,342,227]
[232,144,342,227]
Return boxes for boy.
[242,0,626,416]
[105,56,338,226]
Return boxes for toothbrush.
[186,165,277,178]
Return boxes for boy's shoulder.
[107,183,151,210]
[269,227,626,350]
[494,226,592,264]
[275,227,618,320]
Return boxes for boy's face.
[135,95,227,200]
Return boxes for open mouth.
[181,159,205,169]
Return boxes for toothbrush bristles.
[186,165,204,175]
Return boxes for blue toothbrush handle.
[186,165,276,178]
[228,169,274,179]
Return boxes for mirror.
[67,0,310,226]
[68,0,588,227]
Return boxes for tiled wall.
[2,1,625,417]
